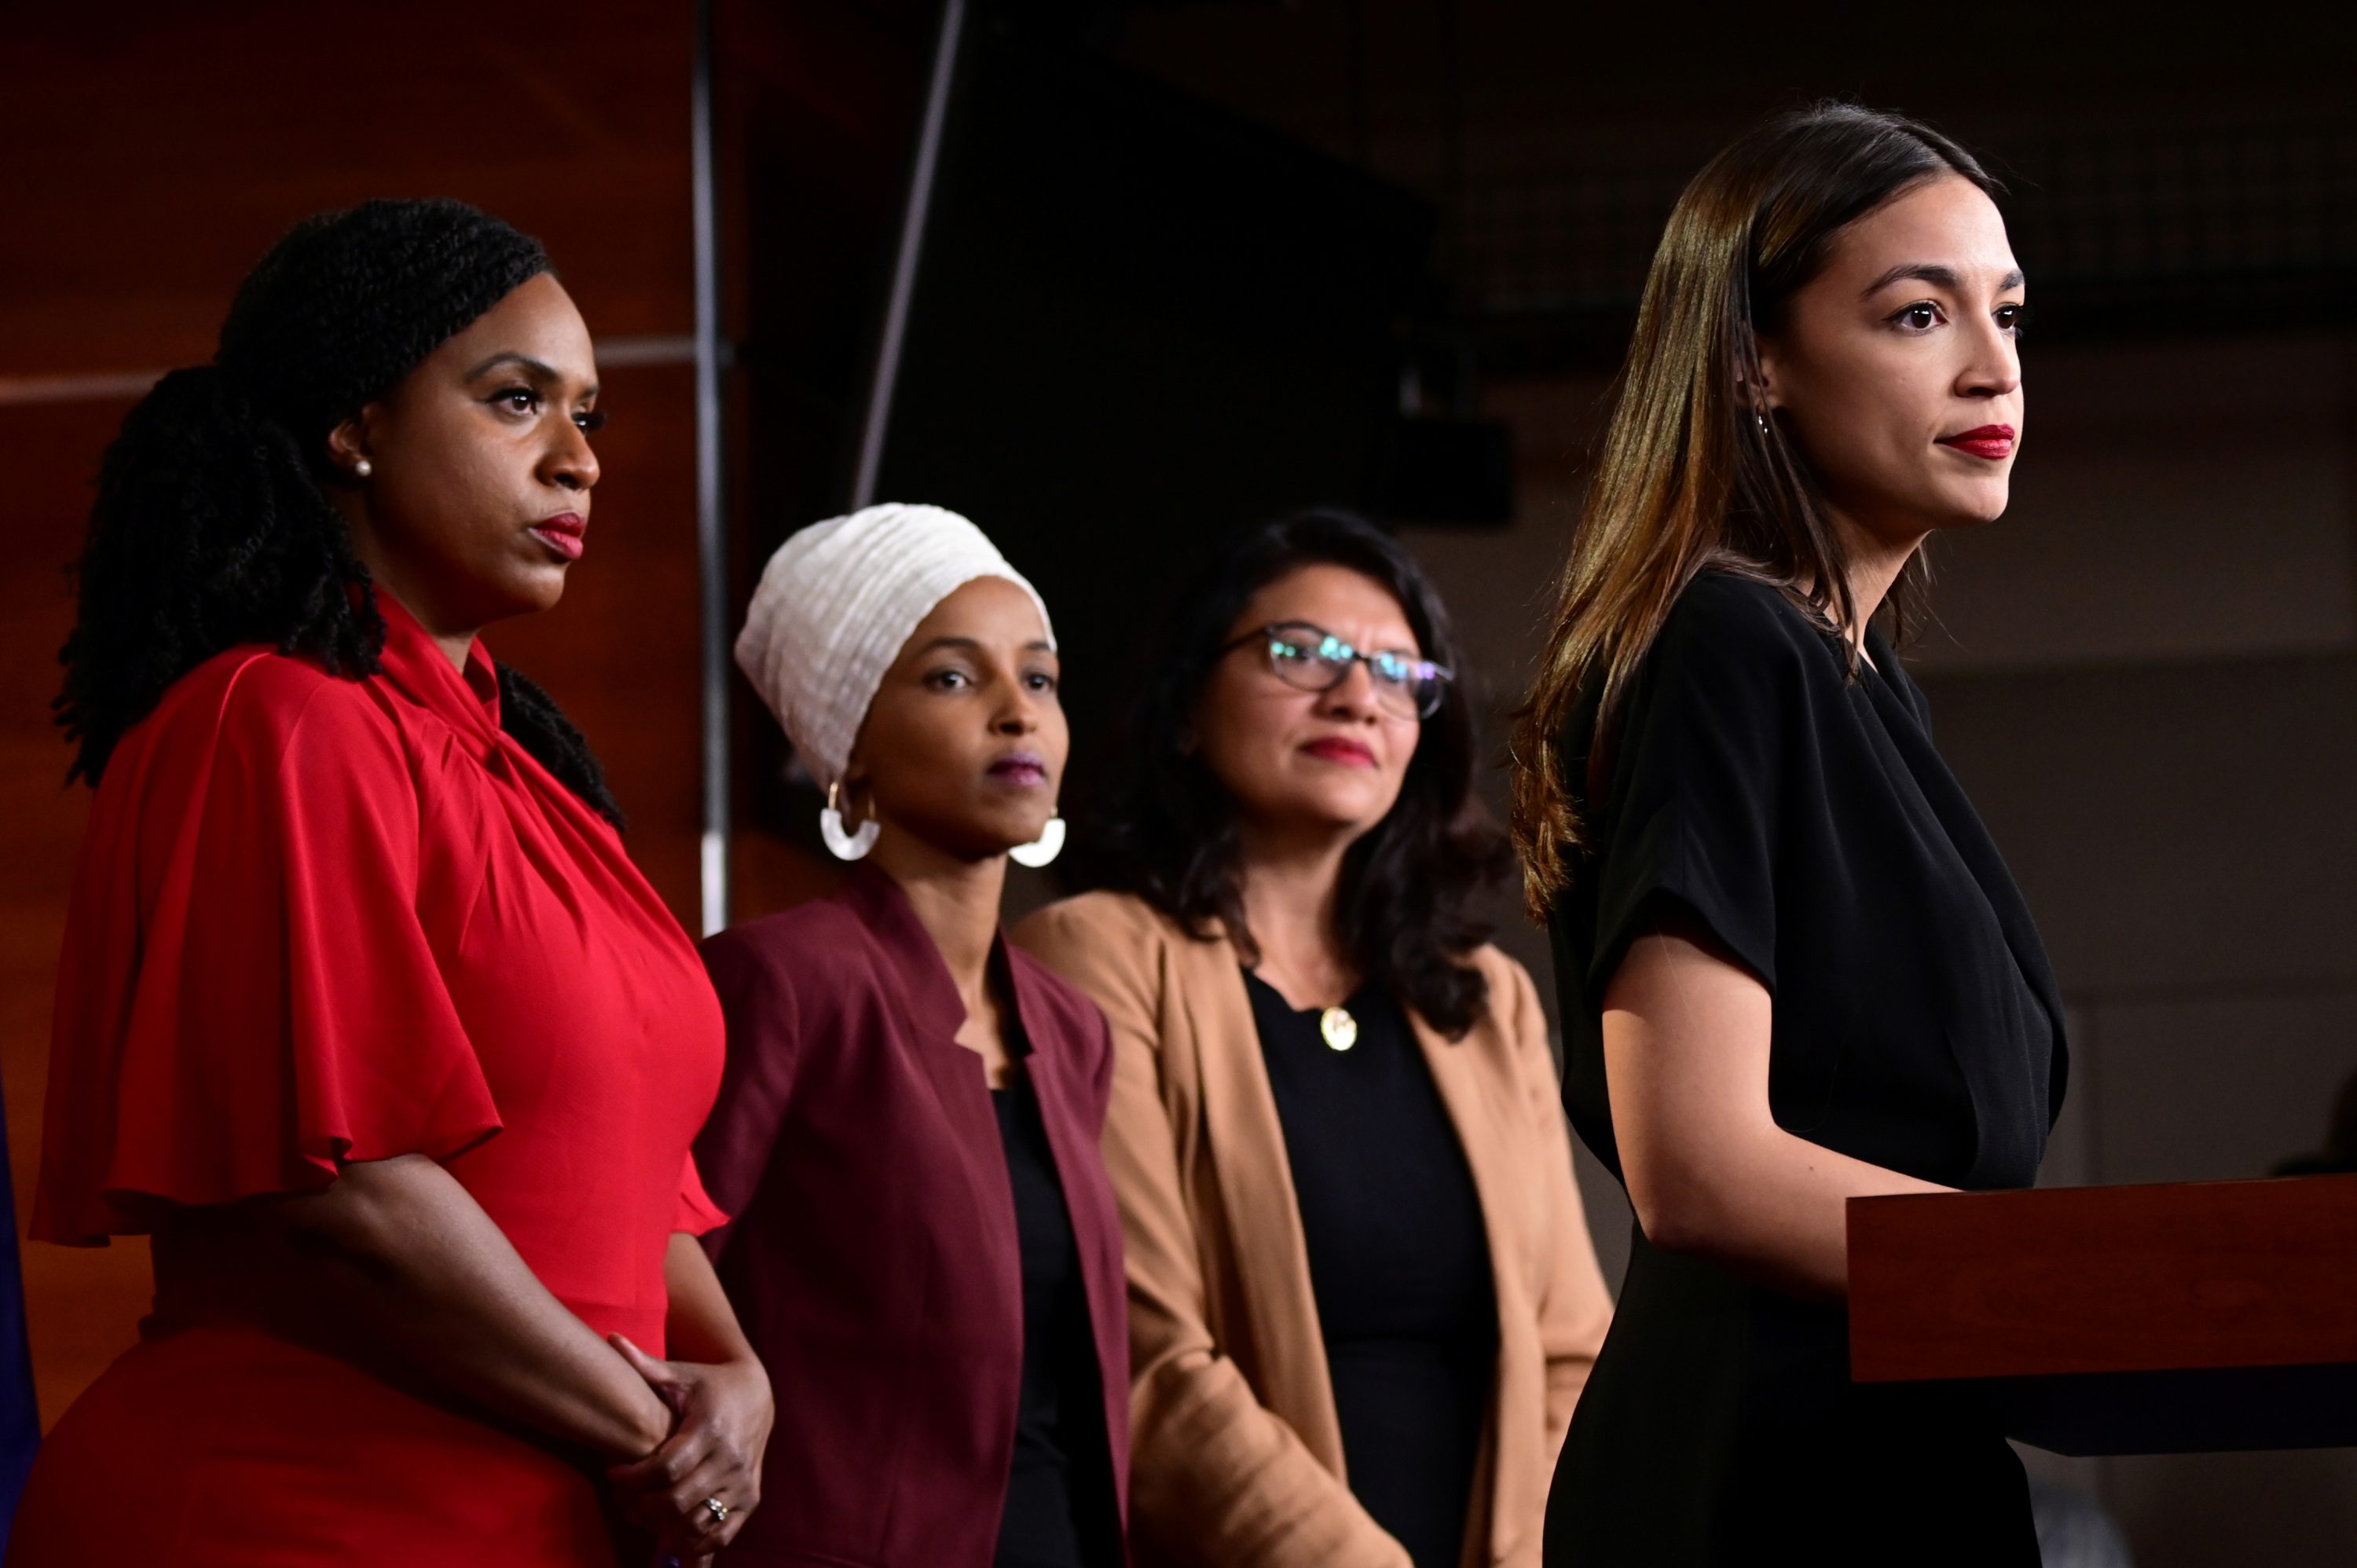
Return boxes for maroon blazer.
[696,865,1131,1568]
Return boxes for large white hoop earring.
[819,780,879,862]
[1009,815,1065,870]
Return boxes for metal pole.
[852,0,967,507]
[691,0,731,936]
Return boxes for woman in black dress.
[1511,104,2066,1563]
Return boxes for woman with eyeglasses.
[1017,510,1612,1568]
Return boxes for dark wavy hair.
[54,197,621,824]
[1078,509,1511,1038]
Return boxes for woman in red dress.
[11,200,770,1568]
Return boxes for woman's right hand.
[605,1334,768,1563]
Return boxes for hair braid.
[497,666,625,828]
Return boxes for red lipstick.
[530,512,586,562]
[1302,735,1376,768]
[1937,424,2016,461]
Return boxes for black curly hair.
[1075,509,1512,1039]
[54,197,622,825]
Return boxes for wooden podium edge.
[1848,1175,2357,1383]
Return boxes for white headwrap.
[734,503,1055,790]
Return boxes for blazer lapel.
[840,869,1021,1316]
[1413,1009,1528,1302]
[1003,953,1134,1517]
[1413,1003,1538,1564]
[1177,930,1350,1473]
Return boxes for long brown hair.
[1509,103,1997,918]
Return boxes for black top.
[1245,969,1496,1568]
[992,1068,1122,1568]
[1542,573,2068,1566]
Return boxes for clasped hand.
[606,1333,774,1567]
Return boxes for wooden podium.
[1848,1174,2357,1455]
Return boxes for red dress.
[10,599,727,1567]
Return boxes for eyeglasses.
[1220,621,1453,720]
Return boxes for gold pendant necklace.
[1318,1006,1358,1052]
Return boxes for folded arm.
[178,1152,673,1458]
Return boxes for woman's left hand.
[605,1332,773,1563]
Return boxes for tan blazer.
[1015,892,1613,1568]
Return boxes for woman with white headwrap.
[693,504,1130,1568]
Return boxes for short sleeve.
[1585,576,1808,998]
[672,1150,728,1235]
[35,658,501,1244]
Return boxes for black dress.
[1541,572,2067,1566]
[1245,971,1496,1568]
[992,1066,1123,1568]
